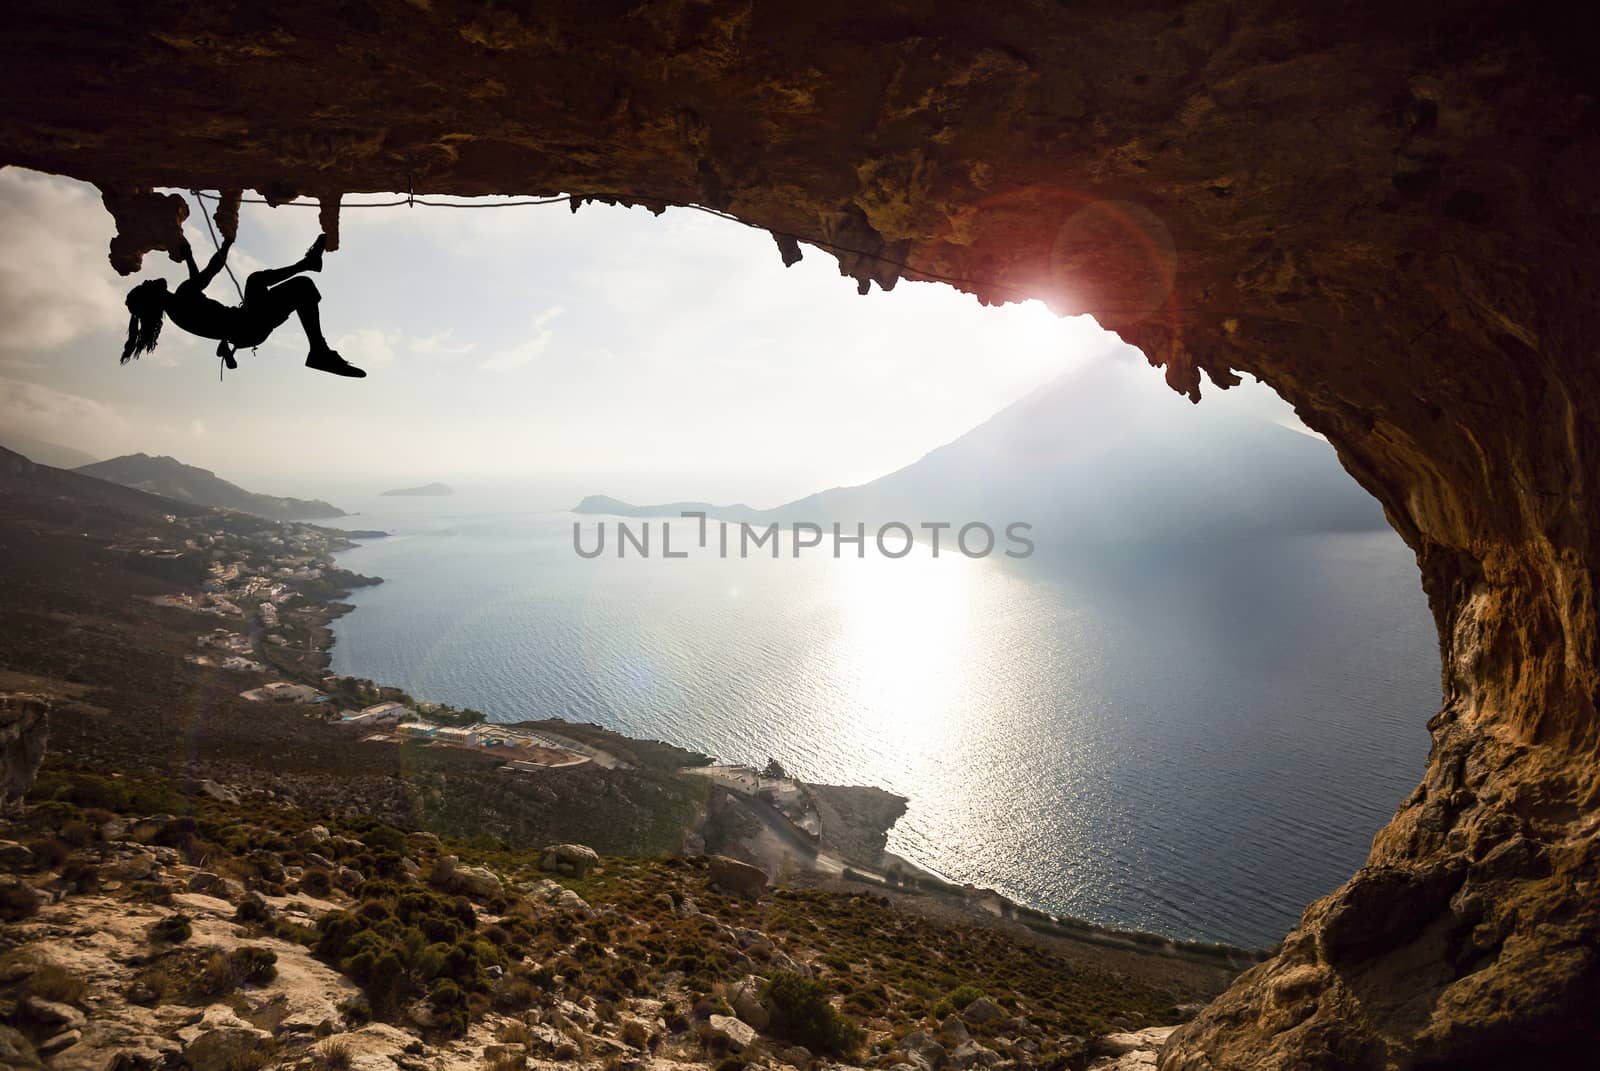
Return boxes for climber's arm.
[191,237,232,289]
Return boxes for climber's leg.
[240,237,325,304]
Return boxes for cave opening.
[3,1,1597,1065]
[7,164,1441,956]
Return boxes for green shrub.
[764,972,863,1057]
[151,913,193,943]
[0,881,38,921]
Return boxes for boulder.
[554,888,591,915]
[948,1040,1000,1070]
[195,779,240,805]
[961,997,1003,1025]
[37,1029,80,1055]
[429,854,459,886]
[334,866,364,891]
[188,871,234,897]
[183,1006,273,1071]
[540,843,599,877]
[293,826,330,851]
[0,840,33,870]
[768,949,812,976]
[708,855,767,901]
[728,974,770,1030]
[939,1017,971,1046]
[449,865,504,900]
[24,996,85,1031]
[706,1013,759,1051]
[898,1030,947,1071]
[1090,1027,1176,1060]
[0,694,48,812]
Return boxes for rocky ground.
[2,765,1195,1071]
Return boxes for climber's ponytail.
[121,279,166,364]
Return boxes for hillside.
[2,764,1198,1070]
[0,425,1243,1071]
[0,445,208,534]
[76,453,345,520]
[577,363,1386,546]
[0,431,97,470]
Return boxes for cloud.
[478,305,561,372]
[0,170,129,355]
[409,330,477,358]
[333,328,399,369]
[0,375,130,446]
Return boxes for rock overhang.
[2,2,1598,1066]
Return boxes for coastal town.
[139,510,600,774]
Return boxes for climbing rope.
[187,191,252,382]
[186,188,1038,298]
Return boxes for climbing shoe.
[306,349,365,378]
[303,233,327,272]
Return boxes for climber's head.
[120,278,169,364]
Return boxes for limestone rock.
[0,694,48,811]
[37,1028,80,1055]
[708,855,767,901]
[448,864,503,900]
[729,974,770,1030]
[898,1030,948,1071]
[181,1006,273,1071]
[961,997,1003,1025]
[948,1040,1000,1070]
[194,779,240,804]
[706,1013,759,1051]
[541,842,599,877]
[23,996,85,1030]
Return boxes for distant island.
[573,494,767,523]
[381,481,453,497]
[75,452,345,521]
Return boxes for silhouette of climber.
[120,234,366,378]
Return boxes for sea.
[328,498,1438,949]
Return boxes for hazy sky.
[0,166,1302,508]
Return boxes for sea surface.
[329,502,1438,948]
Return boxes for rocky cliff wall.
[1,2,1595,1066]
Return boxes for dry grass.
[26,962,86,1003]
[316,1036,354,1070]
[484,1053,527,1071]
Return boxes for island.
[380,481,453,497]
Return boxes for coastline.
[318,525,1269,970]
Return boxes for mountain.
[575,361,1387,547]
[0,431,97,470]
[381,481,454,497]
[75,453,345,520]
[0,445,209,533]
